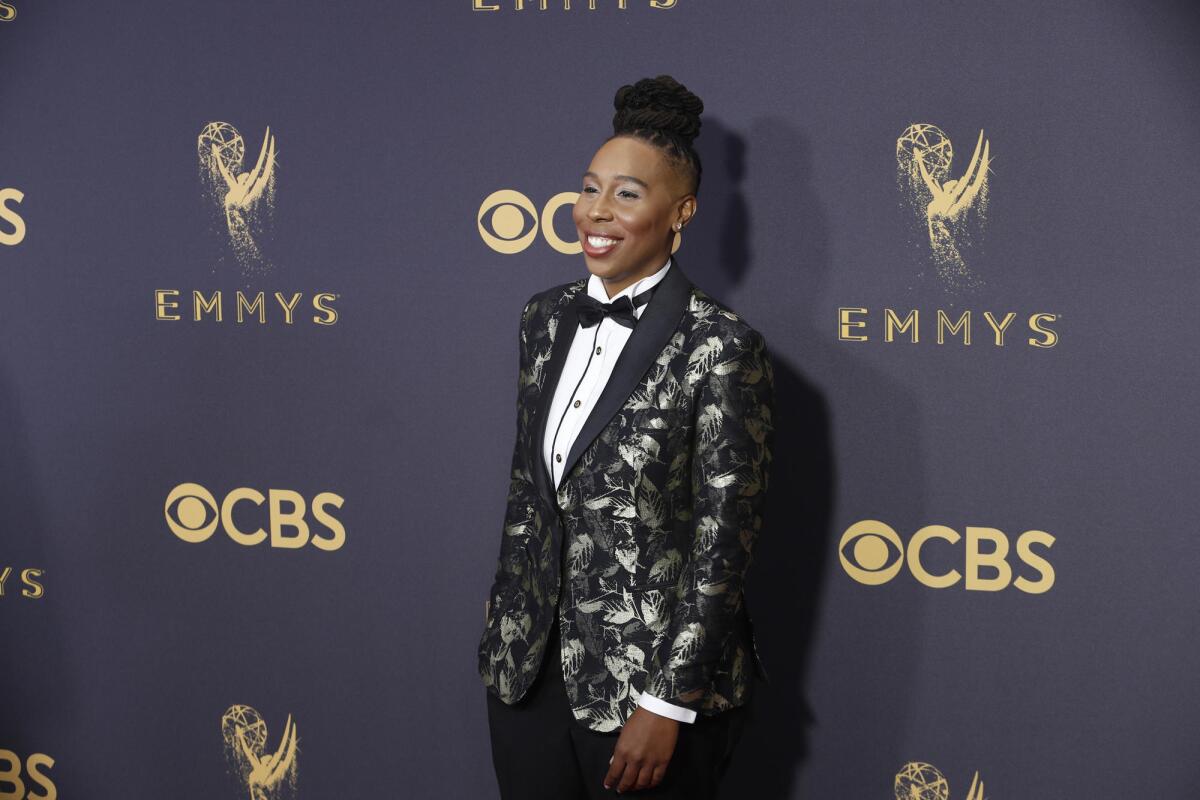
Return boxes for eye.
[581,186,597,194]
[618,190,639,199]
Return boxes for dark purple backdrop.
[1,1,1198,797]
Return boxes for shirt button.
[596,346,602,354]
[573,399,581,408]
[555,453,562,462]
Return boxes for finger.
[616,761,642,793]
[650,763,668,788]
[634,763,657,790]
[603,751,626,790]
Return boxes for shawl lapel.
[529,257,694,513]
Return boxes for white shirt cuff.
[637,691,698,723]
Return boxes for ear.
[676,195,697,228]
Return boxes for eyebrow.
[582,171,648,189]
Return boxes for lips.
[581,231,623,257]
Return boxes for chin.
[583,259,619,278]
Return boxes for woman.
[479,74,774,799]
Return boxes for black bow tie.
[577,286,656,329]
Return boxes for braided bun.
[608,74,704,194]
[613,75,703,146]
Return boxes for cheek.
[614,209,660,240]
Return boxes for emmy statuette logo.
[895,761,985,800]
[0,2,15,22]
[160,123,339,327]
[836,123,1060,351]
[222,705,298,800]
[198,122,279,273]
[896,124,993,292]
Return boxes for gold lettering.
[274,292,302,324]
[25,753,55,800]
[312,293,338,325]
[837,307,868,341]
[983,311,1016,346]
[311,492,347,552]
[884,309,918,343]
[0,187,26,245]
[236,291,266,324]
[20,568,44,599]
[907,525,961,588]
[1014,530,1056,594]
[0,749,24,800]
[269,489,310,549]
[1028,313,1058,348]
[192,290,222,322]
[221,488,267,546]
[154,289,181,321]
[0,566,10,596]
[965,527,1012,591]
[936,310,970,345]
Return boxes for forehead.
[586,136,674,185]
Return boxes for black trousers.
[486,613,746,799]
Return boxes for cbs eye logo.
[477,189,581,255]
[839,519,1055,593]
[165,482,345,551]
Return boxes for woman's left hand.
[603,707,679,792]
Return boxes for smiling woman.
[573,76,702,298]
[481,74,772,800]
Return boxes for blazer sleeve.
[644,327,775,710]
[485,296,540,610]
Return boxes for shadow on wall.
[0,363,77,754]
[683,113,836,798]
[686,116,929,798]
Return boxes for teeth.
[588,235,618,247]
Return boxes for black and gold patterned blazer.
[477,257,774,733]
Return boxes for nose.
[588,193,612,221]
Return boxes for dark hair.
[609,74,704,195]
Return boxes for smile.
[582,233,623,257]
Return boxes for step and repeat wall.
[2,1,1198,798]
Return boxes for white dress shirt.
[542,255,698,725]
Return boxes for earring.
[674,223,682,231]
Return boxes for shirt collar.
[586,256,672,319]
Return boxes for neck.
[596,256,670,299]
